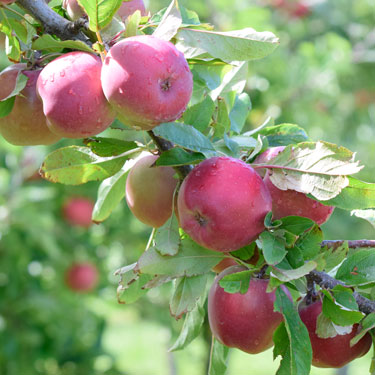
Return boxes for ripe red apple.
[263,171,334,225]
[37,52,115,138]
[208,266,290,354]
[299,299,372,368]
[126,154,178,227]
[65,262,99,292]
[101,35,193,130]
[0,66,61,146]
[62,197,94,228]
[117,0,146,20]
[177,157,272,252]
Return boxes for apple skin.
[126,154,178,227]
[0,67,61,146]
[62,197,94,228]
[299,299,372,368]
[177,156,272,252]
[101,35,193,130]
[117,0,146,20]
[37,52,115,138]
[208,266,290,354]
[212,257,238,273]
[65,263,99,292]
[263,171,334,225]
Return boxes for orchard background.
[0,0,375,375]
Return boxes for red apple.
[177,156,272,252]
[65,262,98,292]
[37,52,115,138]
[0,66,61,146]
[299,299,372,368]
[208,265,290,354]
[263,172,334,225]
[101,35,193,130]
[126,154,178,227]
[253,146,285,177]
[117,0,146,20]
[62,197,94,228]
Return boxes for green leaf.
[208,337,229,375]
[170,274,207,319]
[124,10,141,38]
[274,288,312,375]
[153,122,216,157]
[32,34,94,53]
[78,0,123,31]
[322,292,364,326]
[155,148,205,167]
[153,0,182,41]
[351,209,375,229]
[295,225,323,261]
[169,294,206,351]
[351,313,375,346]
[154,213,180,256]
[271,261,317,283]
[84,137,138,157]
[315,312,352,339]
[116,263,154,304]
[218,270,252,294]
[229,93,251,134]
[135,238,224,277]
[279,216,315,236]
[258,124,310,146]
[0,96,15,118]
[177,27,279,62]
[322,177,375,210]
[7,19,28,44]
[40,146,128,185]
[0,70,28,101]
[273,323,293,375]
[0,22,21,62]
[213,98,230,138]
[92,161,133,222]
[336,249,375,286]
[267,141,363,201]
[230,243,256,261]
[257,231,287,265]
[183,95,215,132]
[318,241,349,272]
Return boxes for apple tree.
[1,0,375,374]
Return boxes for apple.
[0,66,61,146]
[37,52,115,138]
[65,262,98,292]
[62,197,94,228]
[177,156,272,252]
[126,154,178,227]
[212,257,238,273]
[0,0,16,4]
[62,0,85,21]
[263,171,334,225]
[101,35,193,130]
[117,0,146,20]
[253,145,285,177]
[299,299,372,368]
[208,265,290,354]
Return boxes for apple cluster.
[0,0,193,145]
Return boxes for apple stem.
[147,130,193,179]
[95,31,107,61]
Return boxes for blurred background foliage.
[0,0,374,374]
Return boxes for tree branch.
[307,270,375,315]
[147,130,193,179]
[321,240,375,250]
[16,0,91,44]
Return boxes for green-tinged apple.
[208,266,290,354]
[63,197,94,228]
[255,146,334,225]
[0,66,61,146]
[126,154,178,227]
[37,52,115,138]
[65,262,98,292]
[177,156,272,252]
[101,35,193,130]
[299,298,372,368]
